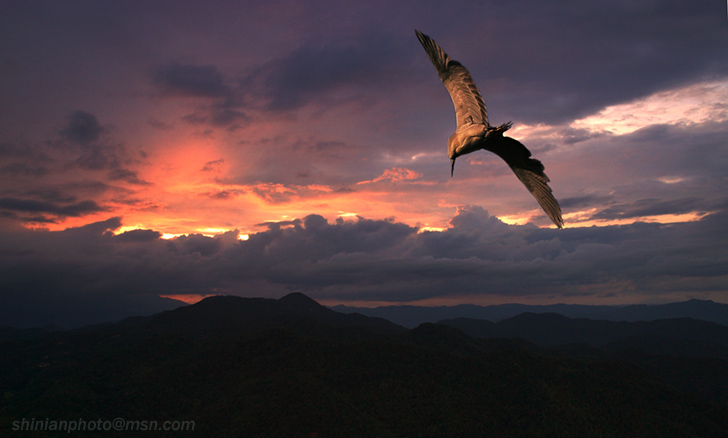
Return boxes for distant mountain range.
[439,312,728,350]
[331,299,728,328]
[3,293,728,436]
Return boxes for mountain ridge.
[331,299,728,328]
[440,312,728,347]
[3,292,728,436]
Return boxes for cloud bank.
[1,0,727,328]
[2,206,727,327]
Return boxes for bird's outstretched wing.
[415,30,489,128]
[490,137,564,228]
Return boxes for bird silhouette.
[415,30,564,229]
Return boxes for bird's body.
[415,30,564,229]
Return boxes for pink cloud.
[357,167,423,185]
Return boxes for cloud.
[357,167,423,185]
[153,63,231,98]
[3,205,728,327]
[559,195,615,210]
[240,38,410,113]
[114,228,162,243]
[2,0,728,327]
[201,158,224,172]
[571,80,728,135]
[147,118,174,131]
[593,198,702,220]
[0,197,106,219]
[208,107,250,128]
[0,109,152,228]
[152,63,251,129]
[414,1,728,125]
[183,106,250,129]
[205,189,245,200]
[0,141,53,181]
[108,168,150,185]
[60,111,104,145]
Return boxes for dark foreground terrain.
[2,293,728,437]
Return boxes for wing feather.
[490,137,564,228]
[415,30,489,128]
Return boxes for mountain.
[440,312,728,347]
[3,293,728,437]
[133,292,406,338]
[439,312,728,407]
[332,299,728,328]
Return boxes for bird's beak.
[450,158,455,177]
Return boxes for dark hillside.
[2,293,728,437]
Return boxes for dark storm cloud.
[153,63,231,98]
[52,110,148,177]
[0,108,151,227]
[0,197,105,218]
[168,234,223,257]
[3,205,728,327]
[415,0,728,124]
[61,111,104,145]
[108,168,150,185]
[56,111,153,190]
[24,189,77,204]
[114,229,162,243]
[136,1,727,136]
[157,36,409,128]
[241,37,411,112]
[152,62,251,129]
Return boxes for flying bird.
[415,30,564,229]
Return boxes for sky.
[1,0,728,328]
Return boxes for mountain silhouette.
[440,312,728,347]
[122,292,406,339]
[333,299,728,327]
[3,293,728,436]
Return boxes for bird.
[415,30,564,229]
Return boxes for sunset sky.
[2,0,728,327]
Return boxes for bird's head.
[447,138,460,177]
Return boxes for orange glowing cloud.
[357,167,423,185]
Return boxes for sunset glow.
[160,294,220,304]
[571,80,728,135]
[2,1,727,327]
